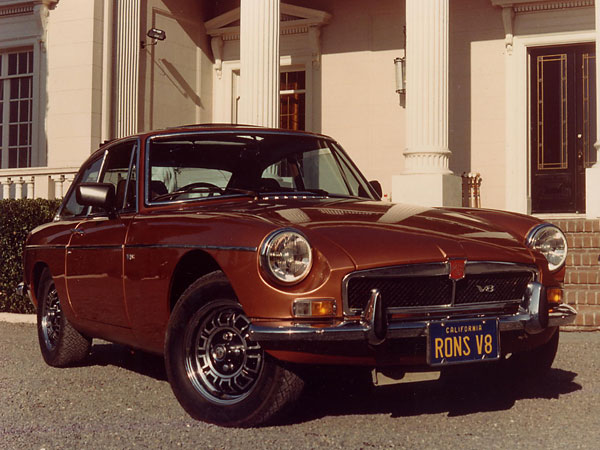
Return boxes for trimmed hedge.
[0,199,61,313]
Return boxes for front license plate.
[427,319,499,366]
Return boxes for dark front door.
[530,44,596,213]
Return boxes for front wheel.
[165,271,304,427]
[508,328,559,375]
[37,268,91,367]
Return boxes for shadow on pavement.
[77,342,581,425]
[83,342,168,381]
[280,365,581,425]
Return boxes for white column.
[239,0,280,127]
[392,0,460,207]
[114,0,140,138]
[586,1,600,217]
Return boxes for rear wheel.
[37,268,91,367]
[165,271,304,427]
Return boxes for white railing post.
[53,174,66,199]
[15,178,25,199]
[26,176,35,199]
[2,177,12,199]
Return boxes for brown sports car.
[19,125,576,427]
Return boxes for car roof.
[96,124,332,152]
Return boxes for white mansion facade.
[1,0,600,217]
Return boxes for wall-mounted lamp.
[141,28,166,49]
[394,56,406,95]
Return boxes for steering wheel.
[177,182,224,197]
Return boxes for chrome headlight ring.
[526,223,568,272]
[259,228,313,285]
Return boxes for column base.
[392,173,461,207]
[586,166,600,218]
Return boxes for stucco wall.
[451,0,506,209]
[138,0,213,132]
[46,0,105,167]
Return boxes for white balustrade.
[0,167,79,200]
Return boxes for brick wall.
[549,218,600,330]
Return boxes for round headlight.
[260,229,312,285]
[526,224,567,272]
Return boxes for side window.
[95,142,137,213]
[60,156,103,218]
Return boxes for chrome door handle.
[70,228,85,236]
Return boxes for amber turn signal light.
[547,287,563,304]
[293,299,337,317]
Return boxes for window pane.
[19,124,30,146]
[9,101,18,123]
[9,124,17,146]
[8,148,16,168]
[8,53,17,76]
[99,143,137,212]
[10,78,19,98]
[20,78,31,98]
[61,156,104,217]
[20,100,29,122]
[18,147,28,167]
[18,53,27,75]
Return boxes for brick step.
[563,286,600,306]
[563,268,600,285]
[565,304,600,329]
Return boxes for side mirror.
[76,182,117,217]
[369,180,383,199]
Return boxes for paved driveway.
[1,322,598,449]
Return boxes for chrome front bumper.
[249,282,577,345]
[16,282,26,298]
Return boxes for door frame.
[506,31,595,215]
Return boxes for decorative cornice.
[491,0,594,13]
[206,2,332,70]
[0,4,34,16]
[492,0,594,54]
[0,0,58,18]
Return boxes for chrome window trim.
[342,261,539,316]
[57,138,140,219]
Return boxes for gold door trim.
[536,53,568,170]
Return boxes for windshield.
[146,132,376,203]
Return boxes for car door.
[66,140,138,327]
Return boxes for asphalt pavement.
[1,320,599,449]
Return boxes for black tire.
[37,268,91,367]
[165,270,304,427]
[508,328,559,375]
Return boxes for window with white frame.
[0,49,34,169]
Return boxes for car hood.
[218,198,539,269]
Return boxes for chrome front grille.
[343,262,537,315]
[347,275,452,309]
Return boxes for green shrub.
[0,199,61,313]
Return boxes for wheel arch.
[31,261,50,307]
[168,250,224,312]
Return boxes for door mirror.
[369,180,383,198]
[76,183,117,217]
